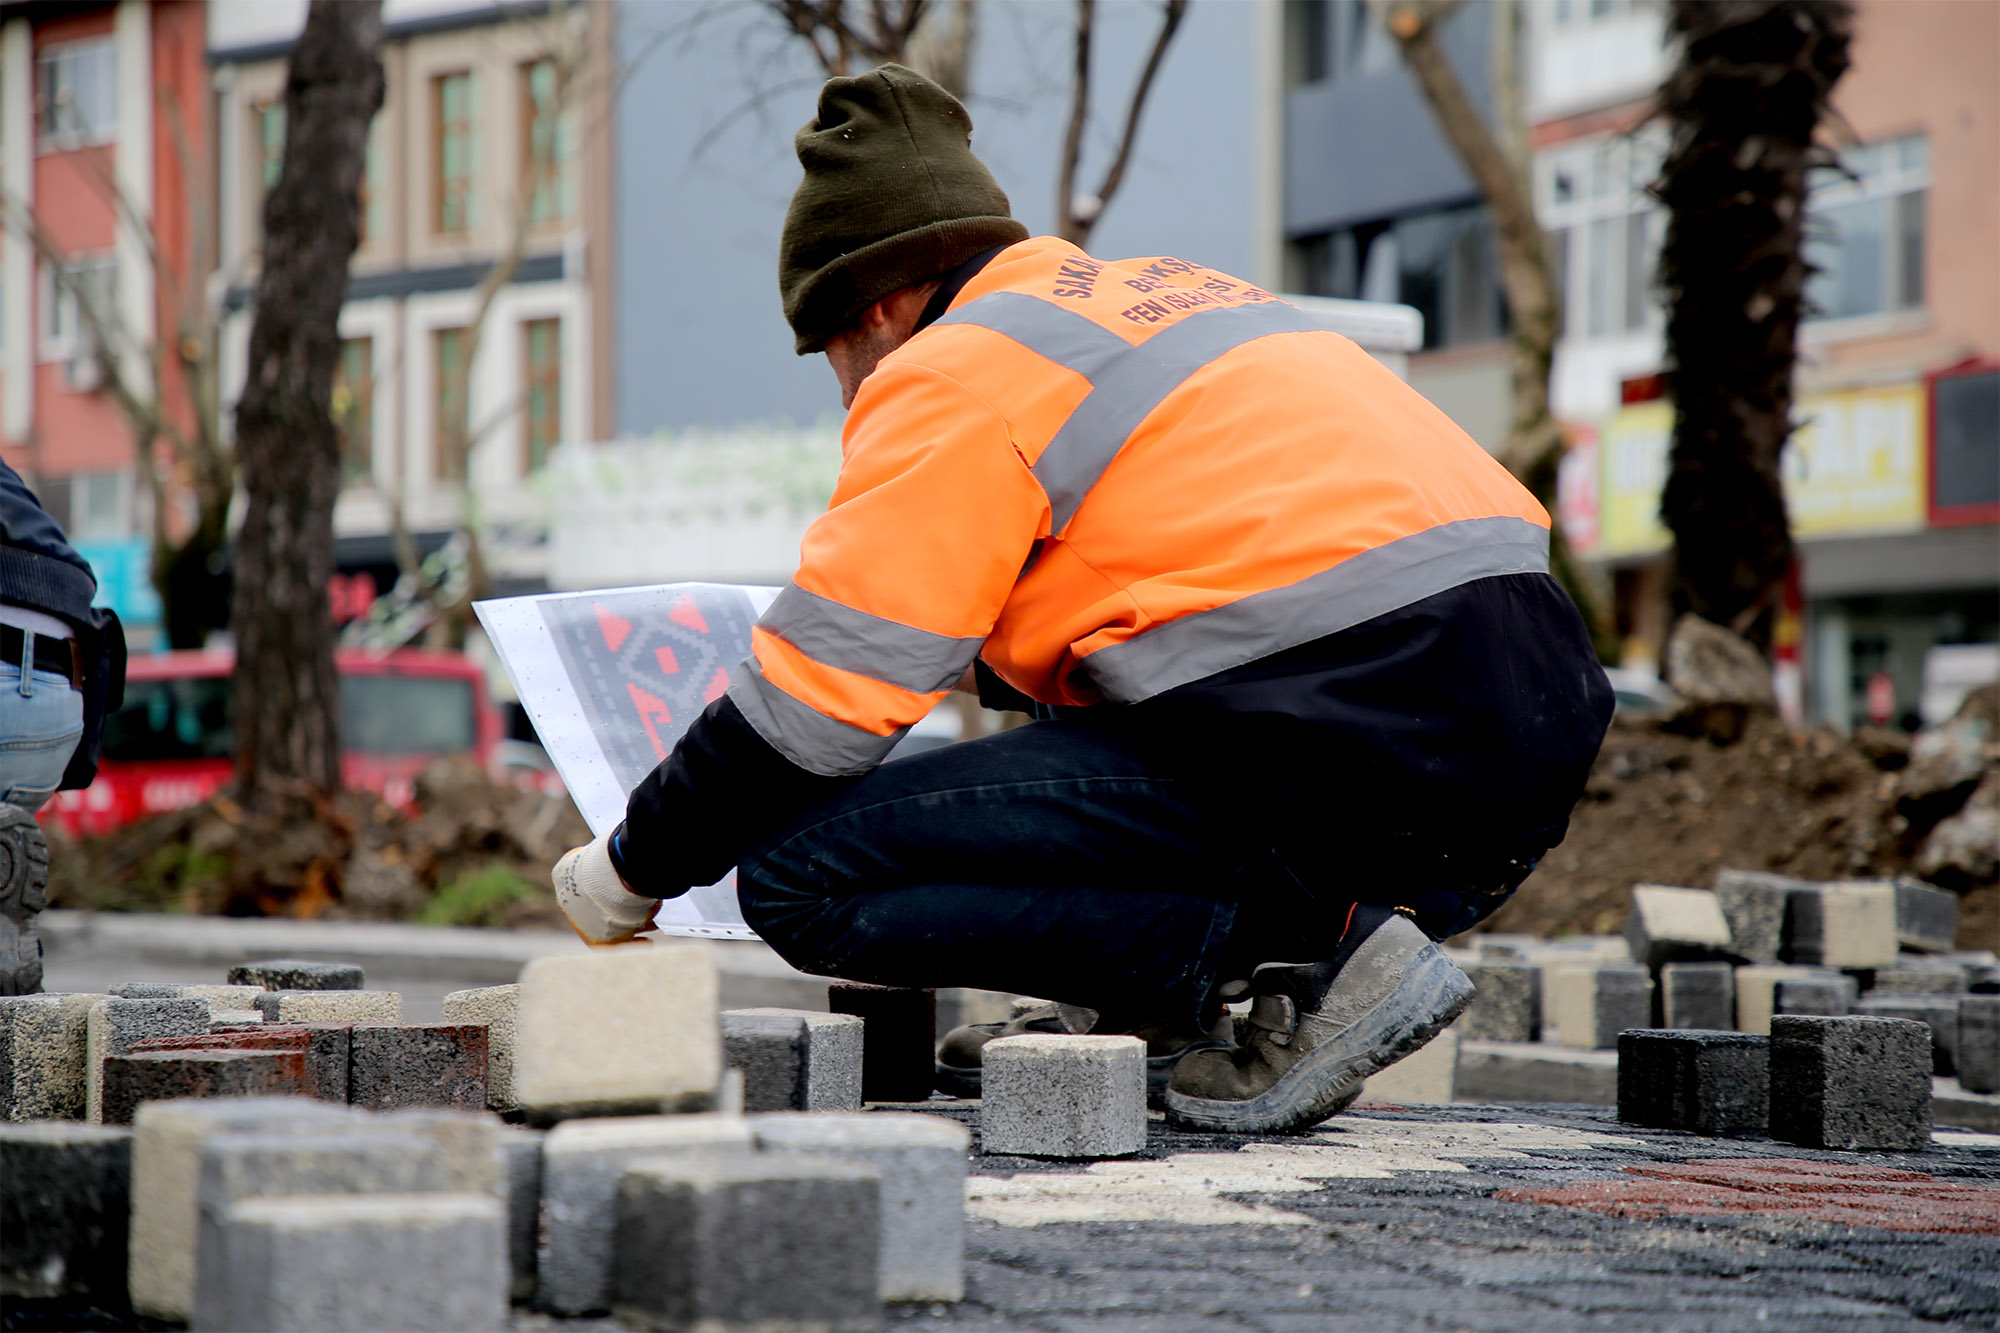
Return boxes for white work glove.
[553,829,659,946]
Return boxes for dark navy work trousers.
[736,714,1525,1030]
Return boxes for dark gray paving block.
[1869,959,1969,996]
[346,1022,487,1112]
[1853,994,1960,1076]
[1459,962,1541,1043]
[1956,994,1999,1094]
[227,958,365,990]
[1894,880,1958,954]
[828,982,937,1102]
[1774,973,1858,1016]
[1617,1029,1770,1135]
[1769,1015,1933,1150]
[498,1127,544,1304]
[1715,869,1806,964]
[611,1154,881,1331]
[723,1009,808,1112]
[1659,961,1734,1030]
[0,1122,131,1303]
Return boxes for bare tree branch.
[1057,0,1189,248]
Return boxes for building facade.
[0,0,208,642]
[209,0,616,605]
[1535,0,1999,729]
[1273,0,1515,450]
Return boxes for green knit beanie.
[780,64,1028,355]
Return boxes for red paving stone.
[1497,1157,2000,1235]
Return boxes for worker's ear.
[857,296,897,331]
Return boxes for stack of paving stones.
[4,941,1007,1331]
[1453,872,2000,1130]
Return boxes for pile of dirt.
[1484,685,1999,950]
[46,754,587,931]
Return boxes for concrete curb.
[36,910,815,991]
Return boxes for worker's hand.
[553,829,660,946]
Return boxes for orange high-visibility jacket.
[728,236,1552,778]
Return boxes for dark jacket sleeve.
[0,458,127,790]
[610,694,858,898]
[0,460,101,623]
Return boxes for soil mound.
[1484,698,1997,950]
[46,754,586,930]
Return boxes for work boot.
[936,1000,1231,1107]
[1164,904,1473,1133]
[0,803,50,996]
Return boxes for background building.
[0,0,208,642]
[1533,0,1998,729]
[209,0,617,605]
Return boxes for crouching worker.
[556,66,1612,1133]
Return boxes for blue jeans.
[0,654,84,814]
[738,715,1528,1030]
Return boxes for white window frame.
[1538,131,1667,345]
[1803,134,1929,329]
[40,253,118,367]
[68,468,133,542]
[36,38,117,152]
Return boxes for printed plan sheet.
[475,583,779,939]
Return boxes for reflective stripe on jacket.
[727,237,1552,778]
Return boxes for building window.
[434,327,469,481]
[69,469,131,541]
[361,118,386,246]
[520,58,571,225]
[521,318,561,473]
[433,72,478,234]
[256,100,286,192]
[333,337,374,485]
[37,39,116,151]
[40,254,118,364]
[1538,133,1665,342]
[1290,204,1507,350]
[1283,0,1395,89]
[1805,135,1928,324]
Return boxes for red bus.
[45,649,503,836]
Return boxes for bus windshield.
[102,671,479,762]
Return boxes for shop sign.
[1593,384,1928,558]
[1785,383,1927,537]
[72,537,162,629]
[1596,401,1672,558]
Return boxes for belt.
[0,624,79,685]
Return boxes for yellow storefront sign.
[1785,383,1928,536]
[1594,384,1928,558]
[1598,401,1672,558]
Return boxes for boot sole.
[0,803,50,996]
[1162,944,1474,1134]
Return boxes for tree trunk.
[1388,0,1617,662]
[1654,0,1850,655]
[230,0,385,809]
